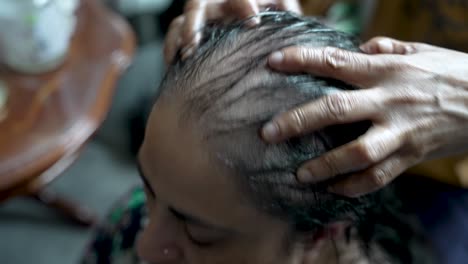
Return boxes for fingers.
[268,46,399,87]
[180,0,208,59]
[166,0,304,64]
[277,0,303,14]
[262,88,385,143]
[174,0,261,61]
[328,153,414,197]
[164,16,185,65]
[226,0,261,25]
[297,125,403,183]
[360,37,417,55]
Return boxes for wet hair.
[157,12,434,264]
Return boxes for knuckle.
[322,94,351,122]
[369,168,391,188]
[408,146,425,161]
[297,48,314,67]
[404,133,428,160]
[322,155,339,175]
[323,47,348,70]
[355,141,380,164]
[403,44,417,54]
[288,108,308,134]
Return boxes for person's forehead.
[140,103,268,230]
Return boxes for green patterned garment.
[81,187,146,264]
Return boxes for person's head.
[137,12,423,264]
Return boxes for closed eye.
[184,223,230,247]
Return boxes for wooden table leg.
[33,190,97,226]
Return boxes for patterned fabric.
[81,187,146,264]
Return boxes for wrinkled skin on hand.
[164,0,302,64]
[163,0,468,198]
[262,37,468,197]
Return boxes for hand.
[262,37,468,197]
[164,0,302,64]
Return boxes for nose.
[137,205,185,263]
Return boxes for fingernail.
[247,17,260,27]
[269,52,284,66]
[262,122,280,141]
[297,168,312,182]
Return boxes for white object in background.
[0,0,80,74]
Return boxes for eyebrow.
[136,157,234,233]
